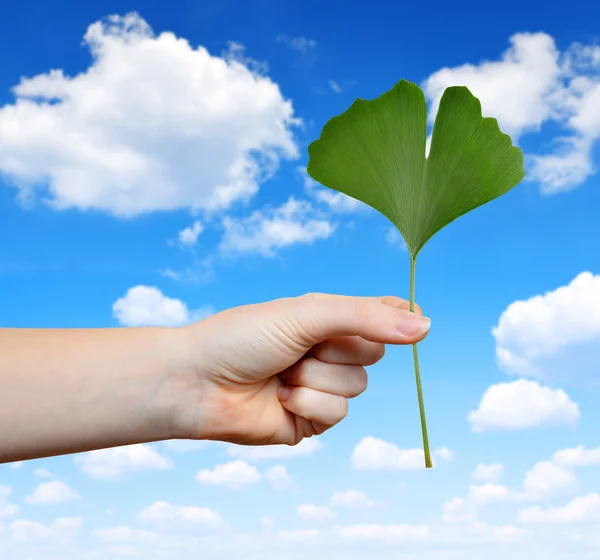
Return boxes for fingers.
[279,357,368,398]
[291,293,431,346]
[379,295,423,316]
[309,335,385,366]
[278,385,348,428]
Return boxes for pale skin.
[0,293,431,464]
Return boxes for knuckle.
[353,299,372,323]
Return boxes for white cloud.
[34,468,56,478]
[277,528,319,541]
[0,13,299,218]
[112,285,214,326]
[527,137,594,194]
[443,457,579,528]
[423,32,562,140]
[385,227,408,250]
[552,445,600,467]
[221,41,269,75]
[423,34,600,193]
[520,461,579,501]
[219,197,334,257]
[468,483,514,505]
[472,464,504,482]
[328,80,342,93]
[178,220,204,246]
[351,437,452,470]
[260,516,275,529]
[276,34,316,54]
[518,493,600,524]
[297,166,363,213]
[265,465,294,490]
[9,517,81,543]
[92,525,158,543]
[25,481,80,505]
[329,489,376,509]
[0,485,18,519]
[137,501,224,527]
[338,523,429,542]
[73,443,173,480]
[9,461,23,469]
[441,497,477,524]
[195,460,260,489]
[297,504,335,520]
[0,503,19,519]
[468,379,580,432]
[435,447,455,461]
[492,272,600,384]
[225,437,322,461]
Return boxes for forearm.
[0,326,186,463]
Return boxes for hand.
[169,293,431,447]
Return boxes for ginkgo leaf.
[306,78,525,468]
[307,79,524,258]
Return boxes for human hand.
[168,293,431,447]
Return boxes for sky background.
[1,0,600,558]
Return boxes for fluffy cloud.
[423,34,600,192]
[195,460,260,489]
[34,468,56,479]
[472,464,504,482]
[552,445,600,467]
[73,443,173,480]
[0,13,299,217]
[276,35,316,54]
[225,436,322,461]
[9,517,81,543]
[492,272,600,384]
[351,437,452,470]
[25,481,80,505]
[137,501,224,528]
[219,197,334,257]
[92,525,158,544]
[443,458,579,526]
[520,461,579,501]
[112,285,214,326]
[423,32,562,140]
[519,493,600,524]
[468,379,580,432]
[468,483,515,505]
[338,523,429,542]
[297,504,335,520]
[330,489,376,509]
[177,221,204,247]
[385,227,408,250]
[297,167,364,213]
[265,465,295,490]
[0,485,18,519]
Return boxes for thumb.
[285,293,431,346]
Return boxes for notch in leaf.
[307,79,525,468]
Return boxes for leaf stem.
[409,255,432,469]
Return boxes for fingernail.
[397,313,431,337]
[279,386,291,401]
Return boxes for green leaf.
[307,79,524,258]
[306,79,525,468]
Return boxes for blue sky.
[2,0,600,558]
